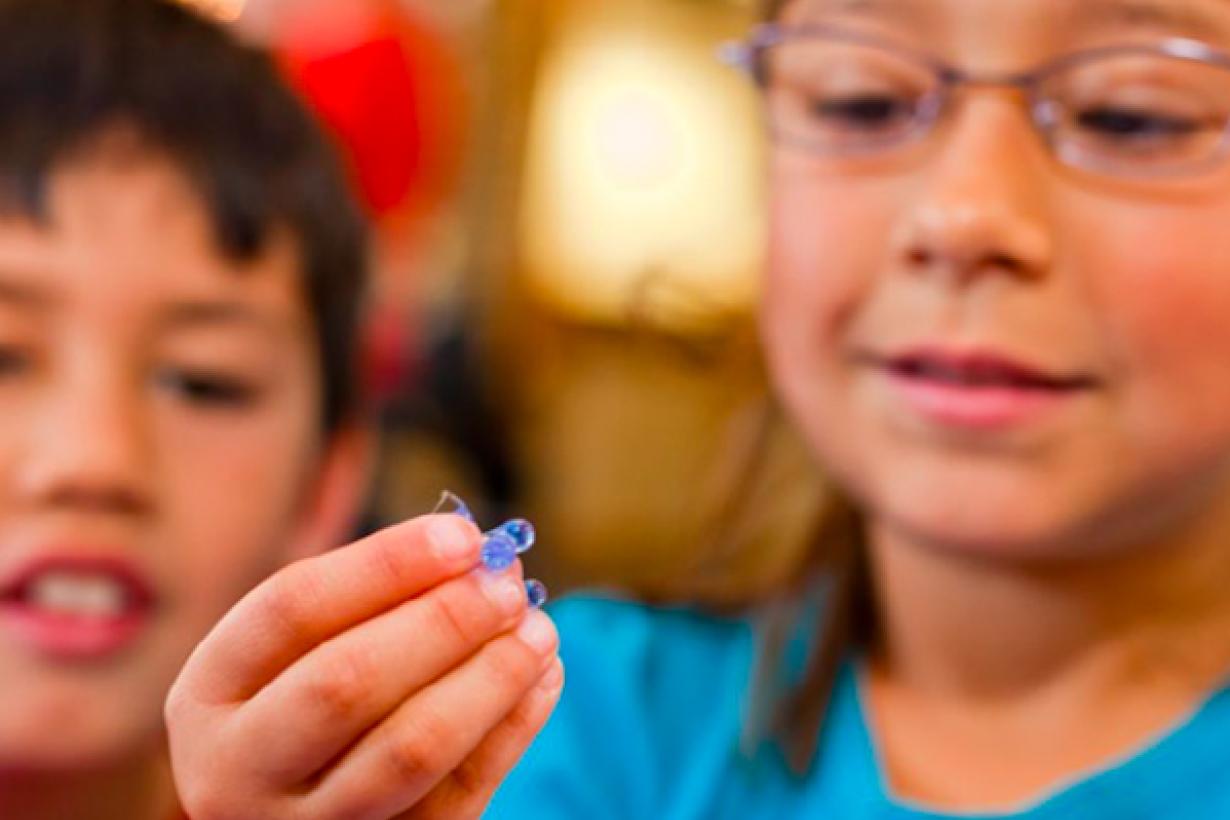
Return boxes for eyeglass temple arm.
[717,40,756,73]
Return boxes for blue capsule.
[525,579,548,609]
[497,518,536,554]
[481,531,519,571]
[437,495,537,572]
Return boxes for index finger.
[178,513,485,704]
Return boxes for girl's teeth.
[27,573,128,618]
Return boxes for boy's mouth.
[0,556,156,660]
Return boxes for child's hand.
[165,514,562,820]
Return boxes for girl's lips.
[0,553,157,661]
[863,347,1099,430]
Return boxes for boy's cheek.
[157,436,316,614]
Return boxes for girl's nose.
[891,96,1054,286]
[16,372,153,517]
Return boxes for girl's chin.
[876,517,1086,562]
[864,482,1108,562]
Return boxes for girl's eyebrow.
[1070,0,1230,38]
[791,0,924,24]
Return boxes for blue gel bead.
[481,531,518,571]
[525,579,548,609]
[498,518,536,553]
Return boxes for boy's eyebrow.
[1069,0,1230,38]
[162,301,290,337]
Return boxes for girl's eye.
[156,368,259,409]
[808,93,916,132]
[1075,105,1202,142]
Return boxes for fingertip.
[427,514,481,565]
[536,658,564,695]
[514,610,559,656]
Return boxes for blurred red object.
[274,0,469,222]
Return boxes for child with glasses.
[170,0,1230,817]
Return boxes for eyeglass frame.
[719,23,1230,177]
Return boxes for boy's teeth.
[27,573,128,618]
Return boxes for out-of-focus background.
[186,0,811,599]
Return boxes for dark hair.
[0,0,369,432]
[725,0,875,779]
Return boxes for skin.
[0,143,371,819]
[765,0,1230,811]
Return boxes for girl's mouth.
[865,347,1099,430]
[0,556,156,661]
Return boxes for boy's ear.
[284,421,376,564]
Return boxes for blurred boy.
[0,0,372,816]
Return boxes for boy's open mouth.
[0,557,156,659]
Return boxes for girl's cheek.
[765,173,901,349]
[1061,193,1230,449]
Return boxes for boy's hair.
[0,0,369,432]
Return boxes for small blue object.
[481,530,519,571]
[481,518,537,571]
[435,490,476,524]
[498,518,536,553]
[525,579,549,609]
[439,494,537,572]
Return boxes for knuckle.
[364,532,416,590]
[424,590,479,648]
[501,698,542,738]
[448,756,486,797]
[260,567,326,645]
[304,645,377,722]
[481,640,539,692]
[382,710,453,789]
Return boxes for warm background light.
[518,1,765,332]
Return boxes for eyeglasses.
[721,24,1230,179]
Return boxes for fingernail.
[536,660,564,694]
[428,516,474,564]
[433,490,476,523]
[479,571,525,615]
[515,610,558,655]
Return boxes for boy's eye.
[155,368,259,409]
[0,345,31,377]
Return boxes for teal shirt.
[487,595,1230,819]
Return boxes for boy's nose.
[891,96,1054,286]
[17,375,153,517]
